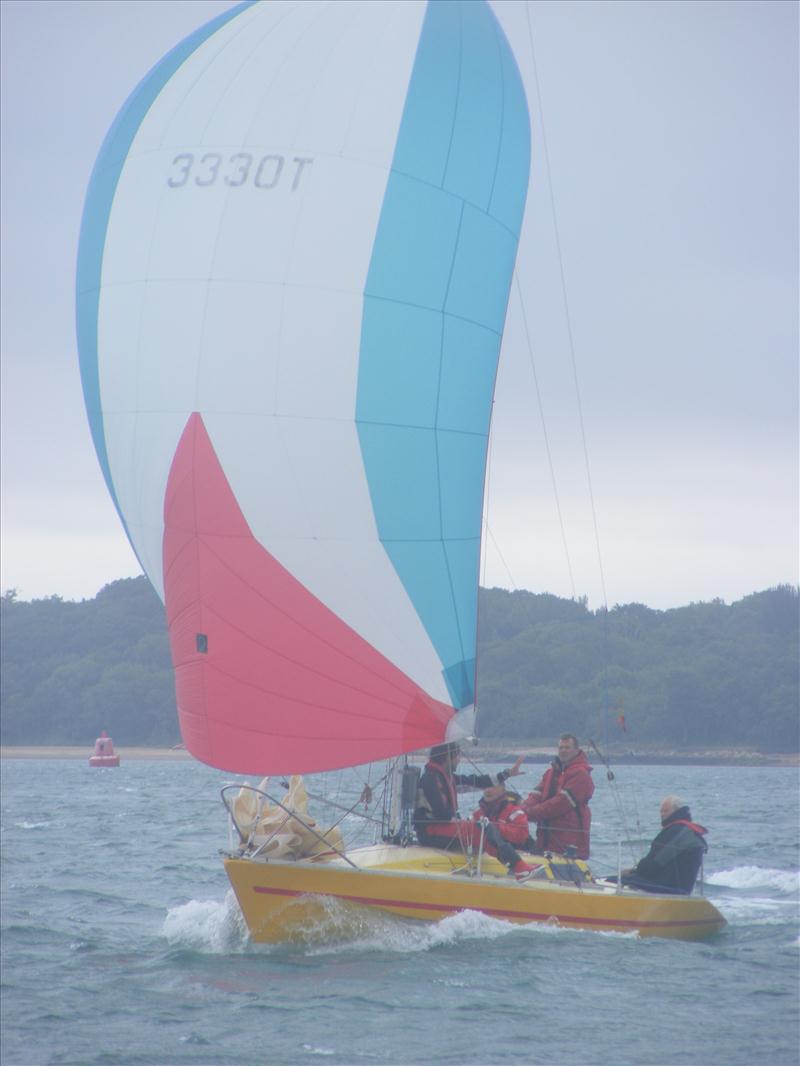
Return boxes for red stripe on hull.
[163,413,453,774]
[251,884,716,929]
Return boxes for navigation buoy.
[89,730,120,767]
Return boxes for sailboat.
[76,0,725,942]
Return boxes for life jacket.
[475,789,522,817]
[472,793,529,847]
[414,760,458,824]
[667,818,707,838]
[527,752,594,858]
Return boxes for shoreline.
[472,746,799,767]
[1,745,797,766]
[0,746,192,760]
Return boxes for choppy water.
[1,758,798,1066]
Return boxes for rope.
[588,739,639,867]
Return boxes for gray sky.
[1,0,797,609]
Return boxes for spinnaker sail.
[76,0,530,774]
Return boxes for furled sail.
[76,0,530,774]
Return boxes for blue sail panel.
[357,0,530,708]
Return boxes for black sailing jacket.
[624,807,708,894]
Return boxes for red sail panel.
[162,413,453,774]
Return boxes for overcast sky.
[1,0,797,610]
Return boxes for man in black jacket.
[413,742,533,878]
[618,795,709,895]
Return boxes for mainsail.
[76,0,530,774]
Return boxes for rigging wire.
[481,429,493,590]
[522,2,607,611]
[588,738,638,867]
[483,411,522,591]
[482,428,518,589]
[512,270,577,601]
[279,775,384,827]
[521,2,645,856]
[485,523,518,590]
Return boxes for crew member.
[616,795,708,895]
[472,784,533,863]
[414,743,533,878]
[522,733,594,859]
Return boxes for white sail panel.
[96,1,443,698]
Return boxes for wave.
[160,892,516,956]
[162,892,641,956]
[303,902,638,956]
[704,866,799,928]
[705,866,800,895]
[306,903,521,955]
[161,890,249,953]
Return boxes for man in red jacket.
[522,734,594,859]
[473,786,531,847]
[471,785,535,874]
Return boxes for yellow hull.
[224,844,726,943]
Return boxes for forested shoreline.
[1,578,797,752]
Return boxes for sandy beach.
[0,746,192,760]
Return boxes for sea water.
[1,758,798,1066]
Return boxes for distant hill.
[1,579,797,751]
[476,585,799,751]
[1,580,174,746]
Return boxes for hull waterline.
[224,845,726,943]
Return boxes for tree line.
[1,578,797,751]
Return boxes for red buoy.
[89,730,120,767]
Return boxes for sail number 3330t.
[167,152,313,191]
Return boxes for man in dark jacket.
[522,734,594,858]
[619,796,708,895]
[414,743,533,878]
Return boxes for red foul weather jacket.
[522,751,594,859]
[472,796,530,847]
